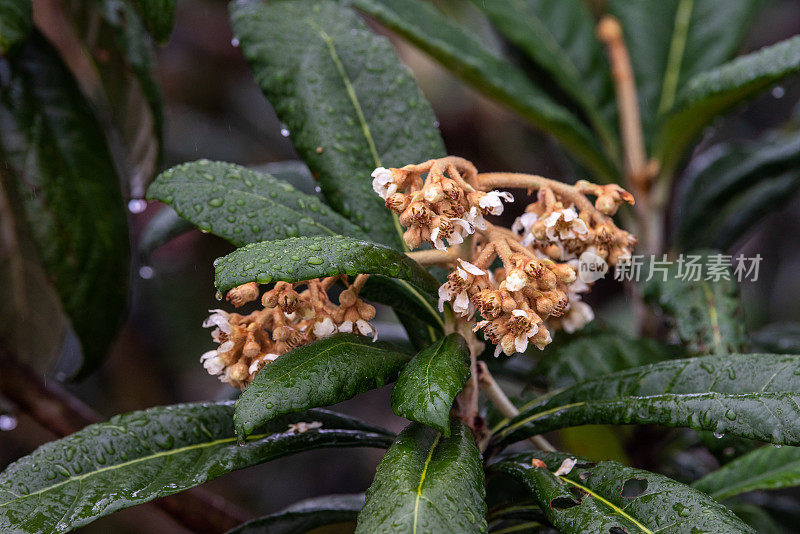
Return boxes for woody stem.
[476,173,595,213]
[476,362,556,452]
[406,248,459,266]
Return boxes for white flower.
[430,218,474,251]
[553,458,577,476]
[287,421,323,434]
[248,353,279,374]
[503,269,527,292]
[356,319,378,341]
[511,309,539,353]
[478,190,514,215]
[200,350,225,375]
[544,207,588,241]
[313,317,337,338]
[561,299,594,334]
[438,259,484,316]
[202,309,231,334]
[465,206,487,231]
[338,320,354,333]
[512,212,539,247]
[371,167,397,199]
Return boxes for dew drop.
[713,432,724,439]
[231,37,240,48]
[138,265,155,279]
[307,256,324,265]
[208,197,224,207]
[772,86,785,99]
[774,444,783,448]
[128,199,147,214]
[280,127,290,137]
[0,414,17,431]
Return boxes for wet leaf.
[659,35,800,172]
[468,0,617,153]
[0,0,31,54]
[0,33,129,377]
[226,494,363,534]
[213,236,440,322]
[0,403,392,534]
[356,421,487,533]
[610,0,761,147]
[234,334,412,438]
[493,353,800,447]
[693,445,800,500]
[147,160,366,245]
[391,334,470,435]
[673,129,800,250]
[492,452,754,533]
[230,0,445,247]
[533,332,675,389]
[352,0,616,182]
[641,252,746,354]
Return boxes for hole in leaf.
[621,477,648,498]
[550,497,580,510]
[610,527,628,534]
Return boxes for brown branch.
[0,347,249,533]
[476,362,555,452]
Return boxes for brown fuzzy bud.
[272,325,293,342]
[423,183,444,203]
[535,295,557,316]
[595,194,618,215]
[532,325,551,349]
[227,282,260,307]
[537,268,557,290]
[242,337,260,359]
[356,301,376,320]
[403,227,423,249]
[385,193,410,213]
[544,244,562,260]
[523,259,546,279]
[552,264,577,285]
[339,289,358,308]
[229,362,250,382]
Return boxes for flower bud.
[226,282,260,307]
[385,193,410,213]
[229,362,250,382]
[339,289,357,308]
[595,194,618,215]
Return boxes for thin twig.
[406,248,459,266]
[0,346,249,533]
[476,362,556,452]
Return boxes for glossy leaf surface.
[0,403,392,534]
[230,0,445,247]
[494,353,800,447]
[0,34,129,376]
[147,160,366,245]
[356,421,487,533]
[235,334,411,438]
[693,445,800,500]
[351,0,615,181]
[226,494,363,534]
[391,334,470,435]
[641,252,746,354]
[492,452,754,533]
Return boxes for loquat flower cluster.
[201,276,377,388]
[374,156,637,357]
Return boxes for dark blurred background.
[3,0,800,531]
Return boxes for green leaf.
[641,252,746,354]
[226,494,363,534]
[129,0,175,43]
[0,0,32,54]
[468,0,617,153]
[492,452,755,533]
[0,164,69,371]
[0,403,392,534]
[493,353,800,447]
[214,235,442,329]
[234,334,412,438]
[0,33,129,376]
[70,0,164,199]
[693,445,800,500]
[147,160,366,246]
[673,130,800,250]
[230,0,445,247]
[610,0,761,146]
[252,160,320,197]
[659,35,800,171]
[391,334,470,435]
[356,421,487,533]
[751,323,800,354]
[533,332,675,389]
[352,0,616,182]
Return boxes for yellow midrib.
[412,432,441,534]
[560,477,653,534]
